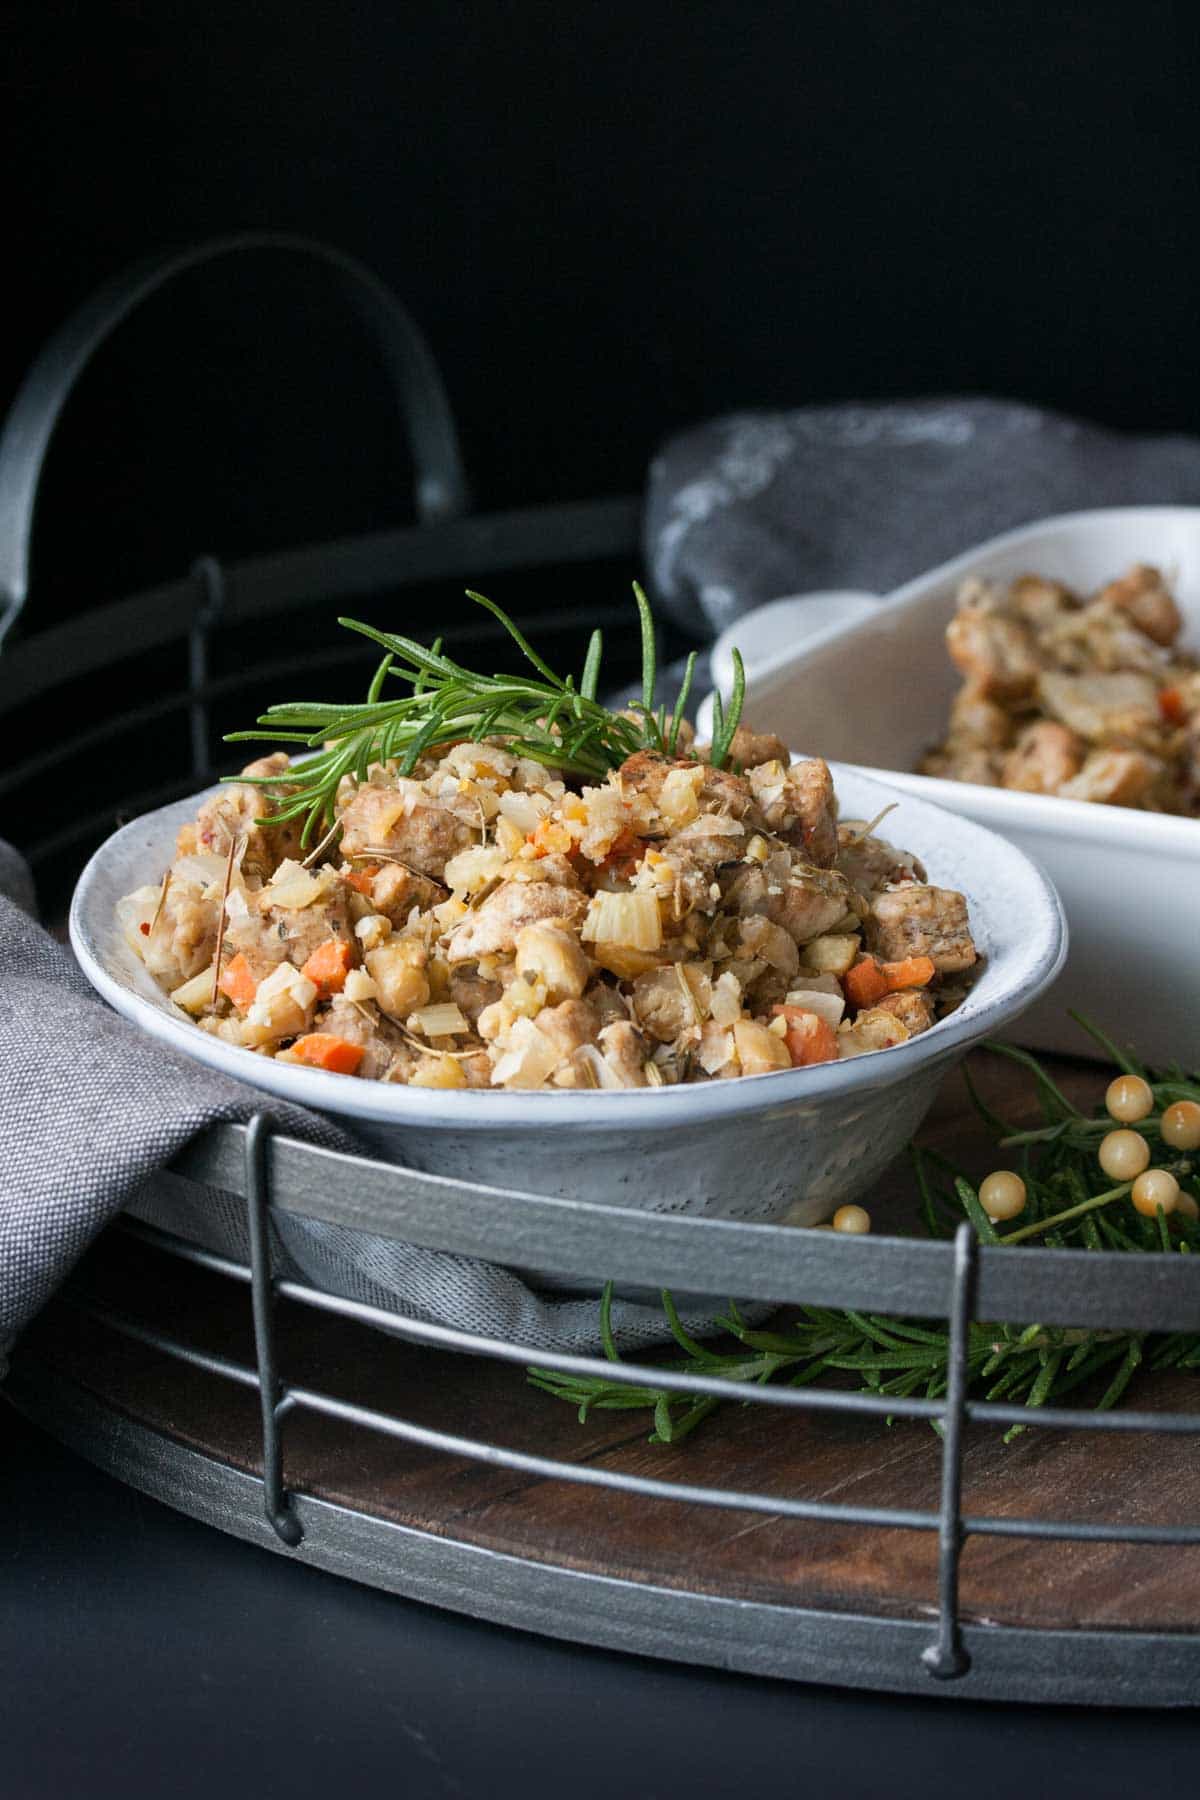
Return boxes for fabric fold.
[645,397,1200,635]
[0,860,741,1370]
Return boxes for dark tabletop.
[2,1403,1196,1800]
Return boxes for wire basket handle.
[0,231,470,647]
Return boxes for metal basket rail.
[0,231,643,901]
[0,502,640,888]
[44,1115,1200,1697]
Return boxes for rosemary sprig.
[529,1024,1200,1444]
[224,583,743,843]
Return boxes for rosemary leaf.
[529,1019,1200,1446]
[224,583,745,832]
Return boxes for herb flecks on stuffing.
[119,591,978,1089]
[923,563,1200,811]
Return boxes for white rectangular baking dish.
[698,506,1200,1067]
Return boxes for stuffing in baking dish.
[921,563,1200,811]
[117,595,978,1089]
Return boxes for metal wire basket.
[3,238,1199,1709]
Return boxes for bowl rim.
[718,503,1200,856]
[70,761,1067,1131]
[842,762,1200,854]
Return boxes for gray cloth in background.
[0,851,736,1374]
[646,396,1200,637]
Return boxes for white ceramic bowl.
[70,765,1065,1226]
[699,506,1200,1068]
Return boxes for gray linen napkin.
[646,396,1200,636]
[0,851,733,1373]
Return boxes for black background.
[5,0,1200,623]
[4,1402,1197,1800]
[5,8,1200,1782]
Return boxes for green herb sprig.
[225,582,745,844]
[529,1017,1200,1444]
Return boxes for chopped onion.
[343,968,378,1003]
[785,970,841,996]
[116,885,162,957]
[783,988,845,1027]
[443,740,517,782]
[570,1044,624,1090]
[262,860,331,911]
[494,816,526,857]
[800,933,860,976]
[252,962,317,1006]
[581,890,662,951]
[697,1025,735,1074]
[243,962,317,1042]
[443,845,508,894]
[490,1017,561,1088]
[171,852,230,890]
[170,968,217,1014]
[710,971,743,1027]
[408,1002,469,1038]
[497,789,551,835]
[354,912,391,950]
[223,886,252,925]
[659,766,701,829]
[434,898,470,936]
[677,813,745,840]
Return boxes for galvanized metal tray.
[8,1057,1200,1707]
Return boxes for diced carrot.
[344,865,380,895]
[878,955,936,992]
[526,817,573,857]
[301,938,353,996]
[290,1033,365,1075]
[843,957,890,1009]
[771,1005,839,1067]
[1159,686,1186,725]
[844,953,936,1009]
[217,952,258,1011]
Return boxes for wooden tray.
[9,1054,1200,1704]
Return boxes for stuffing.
[868,885,977,974]
[1058,747,1167,807]
[945,608,1040,701]
[1037,671,1160,744]
[616,750,757,830]
[446,880,590,963]
[1001,720,1085,795]
[597,1021,651,1087]
[711,724,791,770]
[1097,563,1183,647]
[514,923,593,1001]
[126,726,976,1088]
[923,562,1198,814]
[836,827,926,896]
[338,779,474,878]
[872,988,936,1035]
[747,756,839,866]
[188,754,307,880]
[135,875,222,990]
[727,855,854,946]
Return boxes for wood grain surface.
[21,1052,1200,1635]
